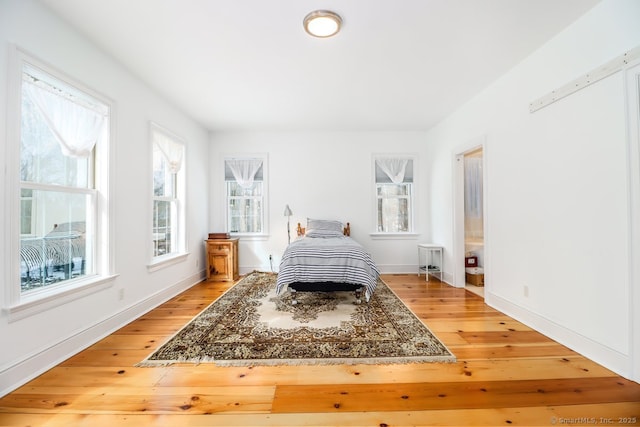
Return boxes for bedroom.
[0,0,639,411]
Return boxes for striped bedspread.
[276,235,380,301]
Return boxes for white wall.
[209,131,430,274]
[424,0,640,381]
[0,0,210,396]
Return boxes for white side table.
[417,243,443,282]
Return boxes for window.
[151,124,185,259]
[14,57,111,299]
[374,156,415,233]
[225,157,266,235]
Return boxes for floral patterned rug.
[137,271,455,366]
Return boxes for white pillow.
[306,229,344,238]
[306,218,343,233]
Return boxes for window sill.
[147,252,189,273]
[370,232,420,240]
[230,233,269,241]
[4,274,118,323]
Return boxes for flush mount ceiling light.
[303,10,342,38]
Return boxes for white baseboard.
[240,265,275,275]
[376,264,417,275]
[485,291,634,382]
[0,270,205,398]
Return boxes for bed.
[276,219,380,305]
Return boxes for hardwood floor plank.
[83,334,165,351]
[113,321,184,335]
[449,343,578,359]
[0,386,276,415]
[424,318,536,333]
[16,366,168,389]
[458,330,554,344]
[59,349,153,367]
[271,377,640,413]
[411,310,506,319]
[1,403,639,427]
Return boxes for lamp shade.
[284,205,293,216]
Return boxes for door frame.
[452,136,488,290]
[624,60,640,383]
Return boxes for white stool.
[417,243,443,282]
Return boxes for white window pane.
[228,181,262,197]
[153,199,175,256]
[228,198,263,233]
[20,188,93,292]
[377,183,410,196]
[226,179,263,233]
[376,182,411,232]
[377,197,409,232]
[21,188,34,235]
[153,147,175,197]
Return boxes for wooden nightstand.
[205,238,239,282]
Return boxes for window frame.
[4,46,116,321]
[223,154,269,239]
[371,154,418,238]
[20,188,35,237]
[148,122,188,270]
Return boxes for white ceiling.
[39,0,599,132]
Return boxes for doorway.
[462,148,484,297]
[453,138,487,297]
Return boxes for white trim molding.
[486,291,633,381]
[624,59,640,383]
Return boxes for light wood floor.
[1,274,638,426]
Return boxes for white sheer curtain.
[464,156,483,239]
[226,159,263,189]
[464,156,483,217]
[376,158,408,183]
[153,129,184,173]
[25,80,105,159]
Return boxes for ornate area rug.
[137,271,455,367]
